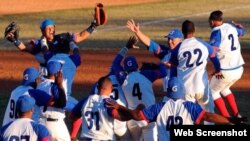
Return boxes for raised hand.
[127,19,140,33]
[126,36,139,49]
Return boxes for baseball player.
[168,20,223,124]
[208,10,246,117]
[70,76,121,140]
[2,67,40,126]
[127,19,183,93]
[112,40,167,141]
[36,61,69,141]
[106,77,247,141]
[0,95,52,141]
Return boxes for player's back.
[2,85,32,126]
[177,37,209,94]
[156,98,203,140]
[122,71,155,109]
[81,95,116,140]
[0,118,50,141]
[212,23,244,69]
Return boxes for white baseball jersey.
[2,85,33,126]
[210,23,245,69]
[80,95,116,140]
[37,78,65,119]
[142,97,204,141]
[170,37,211,95]
[122,71,155,109]
[0,118,51,141]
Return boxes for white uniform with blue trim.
[170,37,214,115]
[142,97,204,141]
[0,118,51,141]
[37,78,70,141]
[80,95,116,140]
[209,23,245,99]
[2,86,41,126]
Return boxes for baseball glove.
[4,21,20,43]
[140,62,160,71]
[94,3,108,26]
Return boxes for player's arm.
[202,112,231,124]
[70,97,88,139]
[231,21,246,37]
[127,19,151,47]
[140,63,167,82]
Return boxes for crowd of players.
[0,10,247,141]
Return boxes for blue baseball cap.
[167,77,184,99]
[123,56,138,72]
[40,19,55,30]
[22,67,39,86]
[16,95,35,113]
[47,61,62,75]
[164,29,183,39]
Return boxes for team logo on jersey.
[23,74,29,80]
[127,60,133,66]
[172,85,178,92]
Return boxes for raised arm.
[127,19,151,47]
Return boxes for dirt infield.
[0,0,162,15]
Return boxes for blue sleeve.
[71,96,88,118]
[69,54,81,67]
[142,102,165,122]
[231,24,246,37]
[0,122,13,138]
[111,54,127,85]
[183,101,203,122]
[169,43,181,67]
[149,40,170,60]
[28,89,52,107]
[31,122,51,141]
[140,63,167,82]
[209,30,221,47]
[31,40,42,55]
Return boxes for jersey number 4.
[132,83,142,100]
[85,111,100,130]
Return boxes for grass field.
[0,0,249,127]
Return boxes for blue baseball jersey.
[141,98,205,141]
[149,40,173,92]
[71,95,116,140]
[0,118,51,141]
[112,53,167,109]
[169,37,220,95]
[210,23,245,70]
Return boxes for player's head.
[97,76,113,95]
[209,10,223,28]
[182,20,195,38]
[165,29,183,49]
[16,95,35,117]
[40,19,55,41]
[166,77,184,100]
[123,56,138,72]
[22,67,39,87]
[47,61,62,76]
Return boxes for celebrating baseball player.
[70,76,121,140]
[167,20,223,124]
[0,95,52,141]
[112,37,167,141]
[106,77,248,141]
[4,3,108,77]
[208,10,246,118]
[127,19,183,93]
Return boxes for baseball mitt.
[4,21,20,43]
[94,3,108,26]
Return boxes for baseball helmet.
[123,56,138,72]
[22,67,39,86]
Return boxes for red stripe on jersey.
[195,110,206,124]
[139,110,150,123]
[41,136,52,141]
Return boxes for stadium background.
[0,0,249,125]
